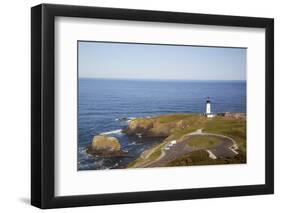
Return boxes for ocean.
[78,78,246,170]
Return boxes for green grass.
[148,146,162,161]
[166,150,209,166]
[166,150,246,167]
[203,116,246,153]
[170,115,207,139]
[187,135,221,148]
[171,115,246,152]
[156,114,195,123]
[127,142,167,168]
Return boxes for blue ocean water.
[78,78,246,170]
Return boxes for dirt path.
[139,129,238,168]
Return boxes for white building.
[205,97,215,118]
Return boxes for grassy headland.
[125,113,246,168]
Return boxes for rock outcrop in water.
[87,135,127,157]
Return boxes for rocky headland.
[123,113,246,168]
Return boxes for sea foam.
[100,129,123,135]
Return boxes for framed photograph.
[31,4,274,209]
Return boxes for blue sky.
[78,41,246,81]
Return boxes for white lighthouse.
[205,97,214,118]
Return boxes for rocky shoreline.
[86,113,246,165]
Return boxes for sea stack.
[87,135,127,157]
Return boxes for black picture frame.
[31,3,274,209]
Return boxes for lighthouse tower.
[206,97,211,114]
[205,97,214,118]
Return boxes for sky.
[78,41,246,81]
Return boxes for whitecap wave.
[100,129,123,135]
[115,117,136,123]
[127,117,135,121]
[136,133,142,138]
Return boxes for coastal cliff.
[123,115,189,137]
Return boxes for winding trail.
[134,129,238,168]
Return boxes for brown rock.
[87,135,127,157]
[91,135,121,151]
[176,120,190,129]
[223,112,246,120]
[146,122,174,137]
[124,117,176,138]
[125,118,153,135]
